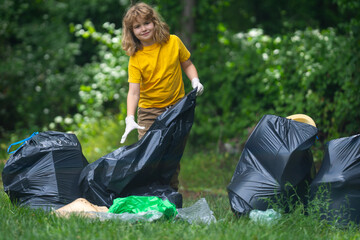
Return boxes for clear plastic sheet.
[176,198,217,225]
[89,210,164,223]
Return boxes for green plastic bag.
[108,196,178,219]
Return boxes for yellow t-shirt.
[128,35,191,108]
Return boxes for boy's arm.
[120,83,145,144]
[127,82,140,116]
[181,59,204,96]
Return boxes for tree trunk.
[181,0,195,51]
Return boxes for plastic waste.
[91,210,164,222]
[249,209,281,224]
[176,198,217,225]
[54,197,163,222]
[310,134,360,225]
[227,114,318,216]
[93,197,216,224]
[126,184,182,210]
[108,196,177,219]
[79,90,197,208]
[2,131,88,209]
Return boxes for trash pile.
[1,90,216,224]
[54,196,216,224]
[2,88,360,225]
[228,114,360,225]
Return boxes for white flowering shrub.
[192,26,359,150]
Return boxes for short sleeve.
[176,36,191,63]
[128,56,141,83]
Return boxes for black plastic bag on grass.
[79,90,197,208]
[227,114,318,216]
[2,131,89,209]
[310,134,360,225]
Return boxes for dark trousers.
[137,107,181,191]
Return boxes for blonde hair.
[122,2,170,56]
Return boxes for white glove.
[191,78,204,96]
[120,115,145,144]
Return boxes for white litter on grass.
[176,198,217,225]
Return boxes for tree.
[181,0,195,50]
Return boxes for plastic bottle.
[249,209,281,224]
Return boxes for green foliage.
[334,0,360,37]
[191,26,360,149]
[0,0,127,137]
[0,0,81,134]
[216,0,342,35]
[51,21,130,131]
[148,0,183,33]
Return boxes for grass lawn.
[1,186,359,240]
[1,150,360,240]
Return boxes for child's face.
[132,17,155,46]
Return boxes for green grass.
[179,150,237,196]
[1,189,360,240]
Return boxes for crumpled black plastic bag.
[310,134,360,225]
[125,183,183,209]
[79,90,197,208]
[2,131,88,209]
[227,114,318,216]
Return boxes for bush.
[45,21,129,133]
[190,26,360,151]
[0,0,127,137]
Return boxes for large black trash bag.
[79,90,197,208]
[2,131,89,209]
[310,134,360,225]
[227,114,318,216]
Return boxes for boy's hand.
[191,78,204,96]
[120,115,145,144]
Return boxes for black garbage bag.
[125,183,183,209]
[310,134,360,225]
[227,114,318,216]
[2,131,88,209]
[79,90,197,208]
